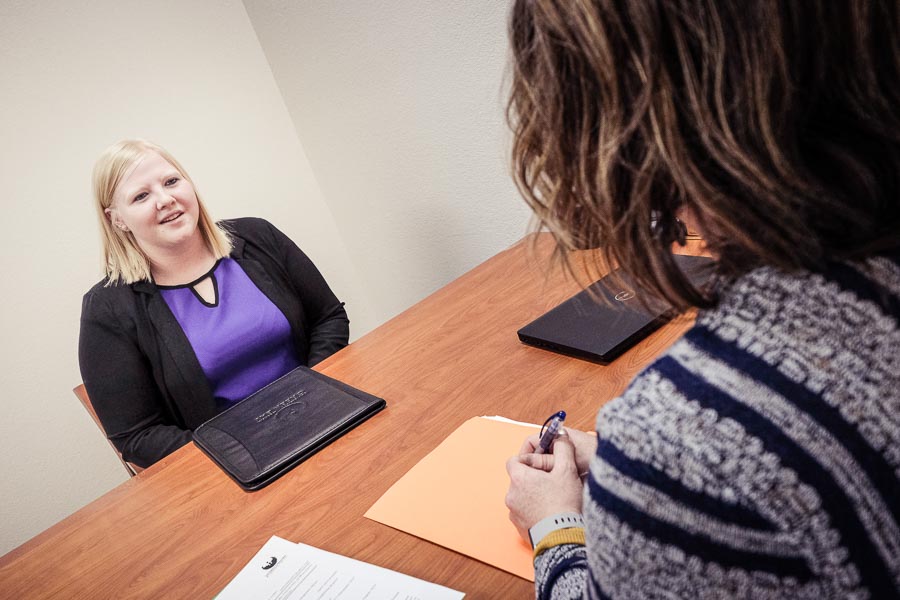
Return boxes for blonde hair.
[92,139,232,285]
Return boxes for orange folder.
[364,416,539,581]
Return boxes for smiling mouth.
[160,212,183,224]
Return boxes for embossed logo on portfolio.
[254,390,309,423]
[614,290,635,301]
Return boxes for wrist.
[528,512,584,549]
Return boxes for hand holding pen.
[505,411,584,540]
[517,411,598,476]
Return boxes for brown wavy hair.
[508,0,900,309]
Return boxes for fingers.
[509,430,582,478]
[517,434,541,455]
[505,440,585,538]
[520,452,554,471]
[549,432,577,472]
[506,455,523,476]
[508,451,556,473]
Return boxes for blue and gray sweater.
[536,255,900,599]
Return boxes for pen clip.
[539,410,566,438]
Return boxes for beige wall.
[242,0,530,322]
[0,0,527,555]
[0,0,372,555]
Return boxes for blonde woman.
[79,140,349,468]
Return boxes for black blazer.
[78,217,349,468]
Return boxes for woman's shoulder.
[81,277,141,319]
[599,256,900,472]
[618,260,899,423]
[219,217,308,264]
[83,277,132,300]
[219,217,293,251]
[692,260,898,388]
[219,216,278,239]
[599,257,900,506]
[706,257,897,324]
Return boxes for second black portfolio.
[518,254,714,364]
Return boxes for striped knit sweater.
[535,255,900,599]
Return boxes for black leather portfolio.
[193,366,386,491]
[517,255,715,364]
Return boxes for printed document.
[217,536,464,600]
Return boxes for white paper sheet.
[482,415,542,428]
[217,536,465,600]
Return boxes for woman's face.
[106,151,201,257]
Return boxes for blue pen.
[537,411,566,454]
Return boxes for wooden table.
[0,234,702,599]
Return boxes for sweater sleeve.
[263,220,349,366]
[534,542,589,600]
[78,288,191,468]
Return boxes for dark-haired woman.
[503,1,900,598]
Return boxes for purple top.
[159,258,300,407]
